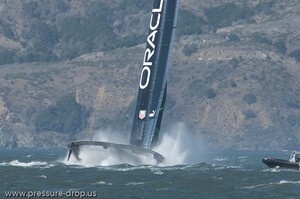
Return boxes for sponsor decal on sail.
[139,0,164,90]
[139,110,146,119]
[149,110,156,118]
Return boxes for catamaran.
[67,0,180,164]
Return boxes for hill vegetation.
[0,0,300,150]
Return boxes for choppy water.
[1,149,299,199]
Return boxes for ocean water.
[1,148,300,199]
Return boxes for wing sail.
[130,0,179,149]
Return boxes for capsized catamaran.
[67,0,180,164]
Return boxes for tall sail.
[67,0,179,163]
[130,0,180,149]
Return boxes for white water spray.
[154,122,206,165]
[65,123,206,166]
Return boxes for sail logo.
[139,0,163,90]
[149,110,156,117]
[139,110,146,120]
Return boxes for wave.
[262,167,299,173]
[214,158,227,162]
[262,168,281,173]
[126,182,145,186]
[241,183,266,190]
[151,169,164,175]
[37,175,47,178]
[59,159,214,174]
[60,162,157,171]
[0,160,53,168]
[92,181,113,186]
[241,180,300,190]
[276,180,300,185]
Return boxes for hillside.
[0,0,300,150]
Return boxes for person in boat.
[296,154,300,162]
[290,152,296,162]
[289,152,300,162]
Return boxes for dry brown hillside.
[0,0,300,150]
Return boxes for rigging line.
[107,0,140,129]
[114,0,140,60]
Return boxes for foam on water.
[241,184,266,190]
[38,175,47,178]
[126,182,145,186]
[92,181,112,186]
[0,160,50,168]
[214,158,227,162]
[277,180,300,184]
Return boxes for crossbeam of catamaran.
[67,0,180,164]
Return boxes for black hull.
[68,141,164,164]
[262,157,299,170]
